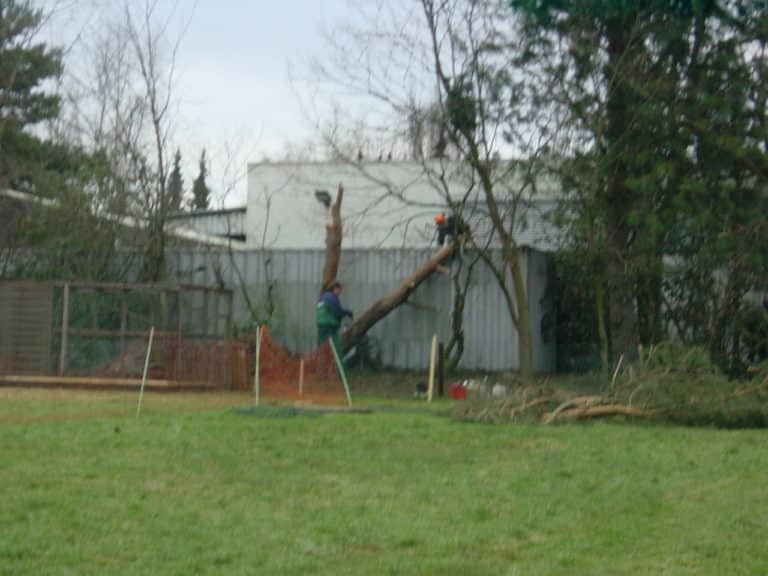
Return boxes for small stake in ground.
[136,326,155,417]
[610,354,624,390]
[438,342,445,397]
[253,325,262,406]
[427,334,437,403]
[299,358,304,397]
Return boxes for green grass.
[1,390,767,575]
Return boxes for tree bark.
[341,242,455,352]
[637,256,663,347]
[509,249,533,379]
[604,17,639,363]
[444,273,467,371]
[595,269,610,372]
[321,183,344,292]
[444,252,479,371]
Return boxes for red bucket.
[450,383,467,400]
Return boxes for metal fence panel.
[0,282,53,374]
[165,247,555,372]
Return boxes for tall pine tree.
[191,149,210,210]
[0,0,63,190]
[167,148,184,212]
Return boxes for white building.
[172,160,561,252]
[167,207,247,243]
[244,160,560,251]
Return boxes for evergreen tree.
[0,0,63,190]
[191,149,210,210]
[513,0,768,371]
[167,148,184,212]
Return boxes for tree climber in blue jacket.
[316,280,353,353]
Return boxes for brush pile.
[454,344,768,428]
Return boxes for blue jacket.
[316,291,352,327]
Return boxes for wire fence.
[0,280,248,390]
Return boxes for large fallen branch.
[542,395,605,424]
[545,404,654,423]
[341,242,455,352]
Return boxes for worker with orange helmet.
[435,211,460,246]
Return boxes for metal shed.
[165,246,556,373]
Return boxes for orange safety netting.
[257,327,348,406]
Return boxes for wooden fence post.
[427,334,437,403]
[119,291,127,374]
[438,342,445,397]
[58,283,70,376]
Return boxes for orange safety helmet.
[434,212,447,225]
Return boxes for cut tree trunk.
[316,181,455,355]
[321,183,344,292]
[341,242,455,352]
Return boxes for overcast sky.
[42,0,357,206]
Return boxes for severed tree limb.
[341,242,455,352]
[542,395,605,424]
[321,183,344,292]
[548,404,654,422]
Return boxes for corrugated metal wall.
[165,247,555,372]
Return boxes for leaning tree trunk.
[321,183,344,292]
[341,242,455,352]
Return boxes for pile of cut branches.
[611,344,768,428]
[453,386,566,424]
[454,389,653,425]
[454,344,768,428]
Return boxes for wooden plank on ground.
[0,375,209,388]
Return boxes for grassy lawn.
[1,389,766,575]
